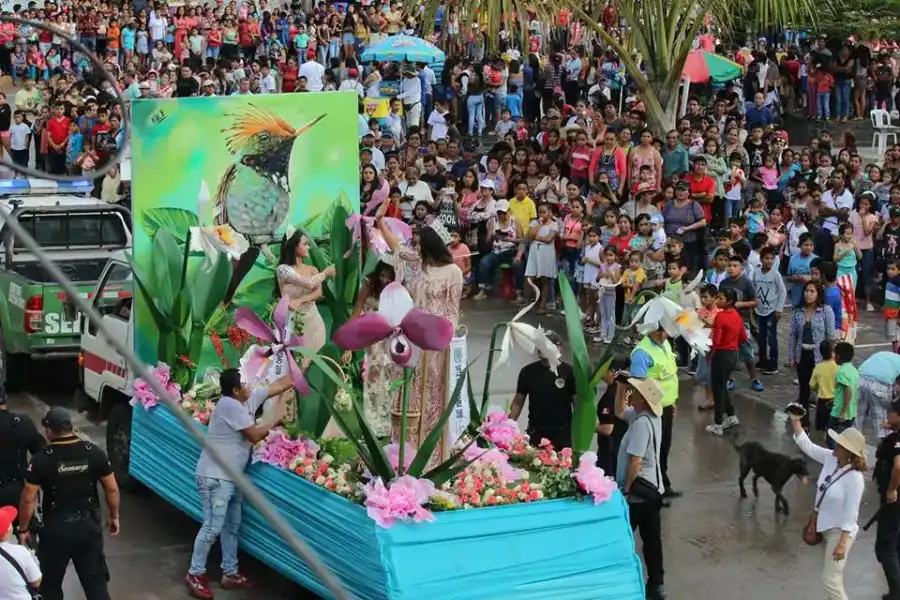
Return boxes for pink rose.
[574,451,618,505]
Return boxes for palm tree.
[415,0,824,134]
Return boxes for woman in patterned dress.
[344,260,399,438]
[272,231,338,434]
[375,209,463,465]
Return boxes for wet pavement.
[5,296,895,599]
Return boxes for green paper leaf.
[407,362,473,478]
[558,272,596,455]
[590,352,616,388]
[232,275,276,311]
[191,252,233,326]
[312,383,379,475]
[422,440,480,488]
[151,228,185,316]
[297,343,343,437]
[125,251,169,331]
[140,207,199,244]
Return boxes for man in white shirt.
[298,56,325,92]
[818,171,854,259]
[397,68,422,132]
[0,506,41,600]
[385,97,404,145]
[338,68,365,97]
[418,62,436,119]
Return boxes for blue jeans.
[755,313,778,366]
[724,196,742,221]
[859,248,875,299]
[835,80,851,119]
[467,94,485,136]
[477,249,514,287]
[817,92,831,119]
[189,476,243,576]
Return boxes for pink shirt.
[849,210,878,250]
[758,166,778,190]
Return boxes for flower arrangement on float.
[128,276,621,528]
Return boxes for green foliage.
[317,437,360,466]
[140,207,199,244]
[558,273,596,456]
[231,275,275,311]
[407,363,474,478]
[296,342,344,436]
[128,226,232,384]
[818,0,900,39]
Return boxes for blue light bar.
[0,179,94,195]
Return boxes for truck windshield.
[13,212,128,249]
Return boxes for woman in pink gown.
[376,212,463,465]
[173,6,189,64]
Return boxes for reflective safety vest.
[632,337,679,408]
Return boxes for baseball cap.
[479,179,495,191]
[650,214,665,225]
[0,506,16,535]
[42,406,73,431]
[675,180,691,191]
[636,181,654,194]
[348,68,359,77]
[139,81,150,89]
[495,199,510,212]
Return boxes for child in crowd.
[787,232,816,306]
[449,228,472,298]
[705,248,730,288]
[723,152,746,221]
[594,245,622,344]
[581,228,602,334]
[650,213,667,249]
[696,283,721,411]
[809,340,837,433]
[707,287,746,436]
[827,342,859,448]
[745,193,767,236]
[599,209,619,246]
[720,255,764,392]
[524,202,558,314]
[884,259,900,351]
[620,250,646,326]
[752,247,786,375]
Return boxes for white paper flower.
[189,224,250,263]
[496,280,560,374]
[628,295,711,355]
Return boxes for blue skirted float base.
[131,405,646,600]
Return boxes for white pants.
[404,103,421,132]
[822,528,853,600]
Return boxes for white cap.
[495,199,510,212]
[479,179,495,190]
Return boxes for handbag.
[0,544,42,600]
[803,467,851,546]
[627,415,663,506]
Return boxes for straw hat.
[627,377,663,416]
[827,427,866,457]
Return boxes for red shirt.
[609,232,635,256]
[48,116,70,143]
[688,174,715,222]
[711,308,747,351]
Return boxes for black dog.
[732,434,810,516]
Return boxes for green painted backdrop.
[130,92,360,371]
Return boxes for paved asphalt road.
[6,296,897,600]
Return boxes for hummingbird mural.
[214,104,327,304]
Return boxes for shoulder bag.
[0,544,42,600]
[803,466,851,546]
[626,414,663,506]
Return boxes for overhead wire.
[0,14,353,600]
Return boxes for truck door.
[81,261,132,402]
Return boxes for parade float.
[122,92,647,599]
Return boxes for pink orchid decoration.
[363,475,437,528]
[574,451,618,505]
[480,406,521,450]
[235,296,309,394]
[130,362,181,410]
[332,282,454,367]
[345,213,412,256]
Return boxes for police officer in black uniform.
[875,399,900,600]
[0,387,45,529]
[17,406,120,600]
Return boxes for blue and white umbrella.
[360,35,446,65]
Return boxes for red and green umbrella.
[682,49,743,84]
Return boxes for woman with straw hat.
[788,405,867,600]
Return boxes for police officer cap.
[42,406,73,431]
[544,330,563,346]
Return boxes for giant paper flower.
[495,280,560,375]
[332,282,454,366]
[235,296,310,393]
[480,406,521,450]
[628,295,711,355]
[363,476,437,528]
[573,451,618,505]
[189,224,250,263]
[345,214,412,256]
